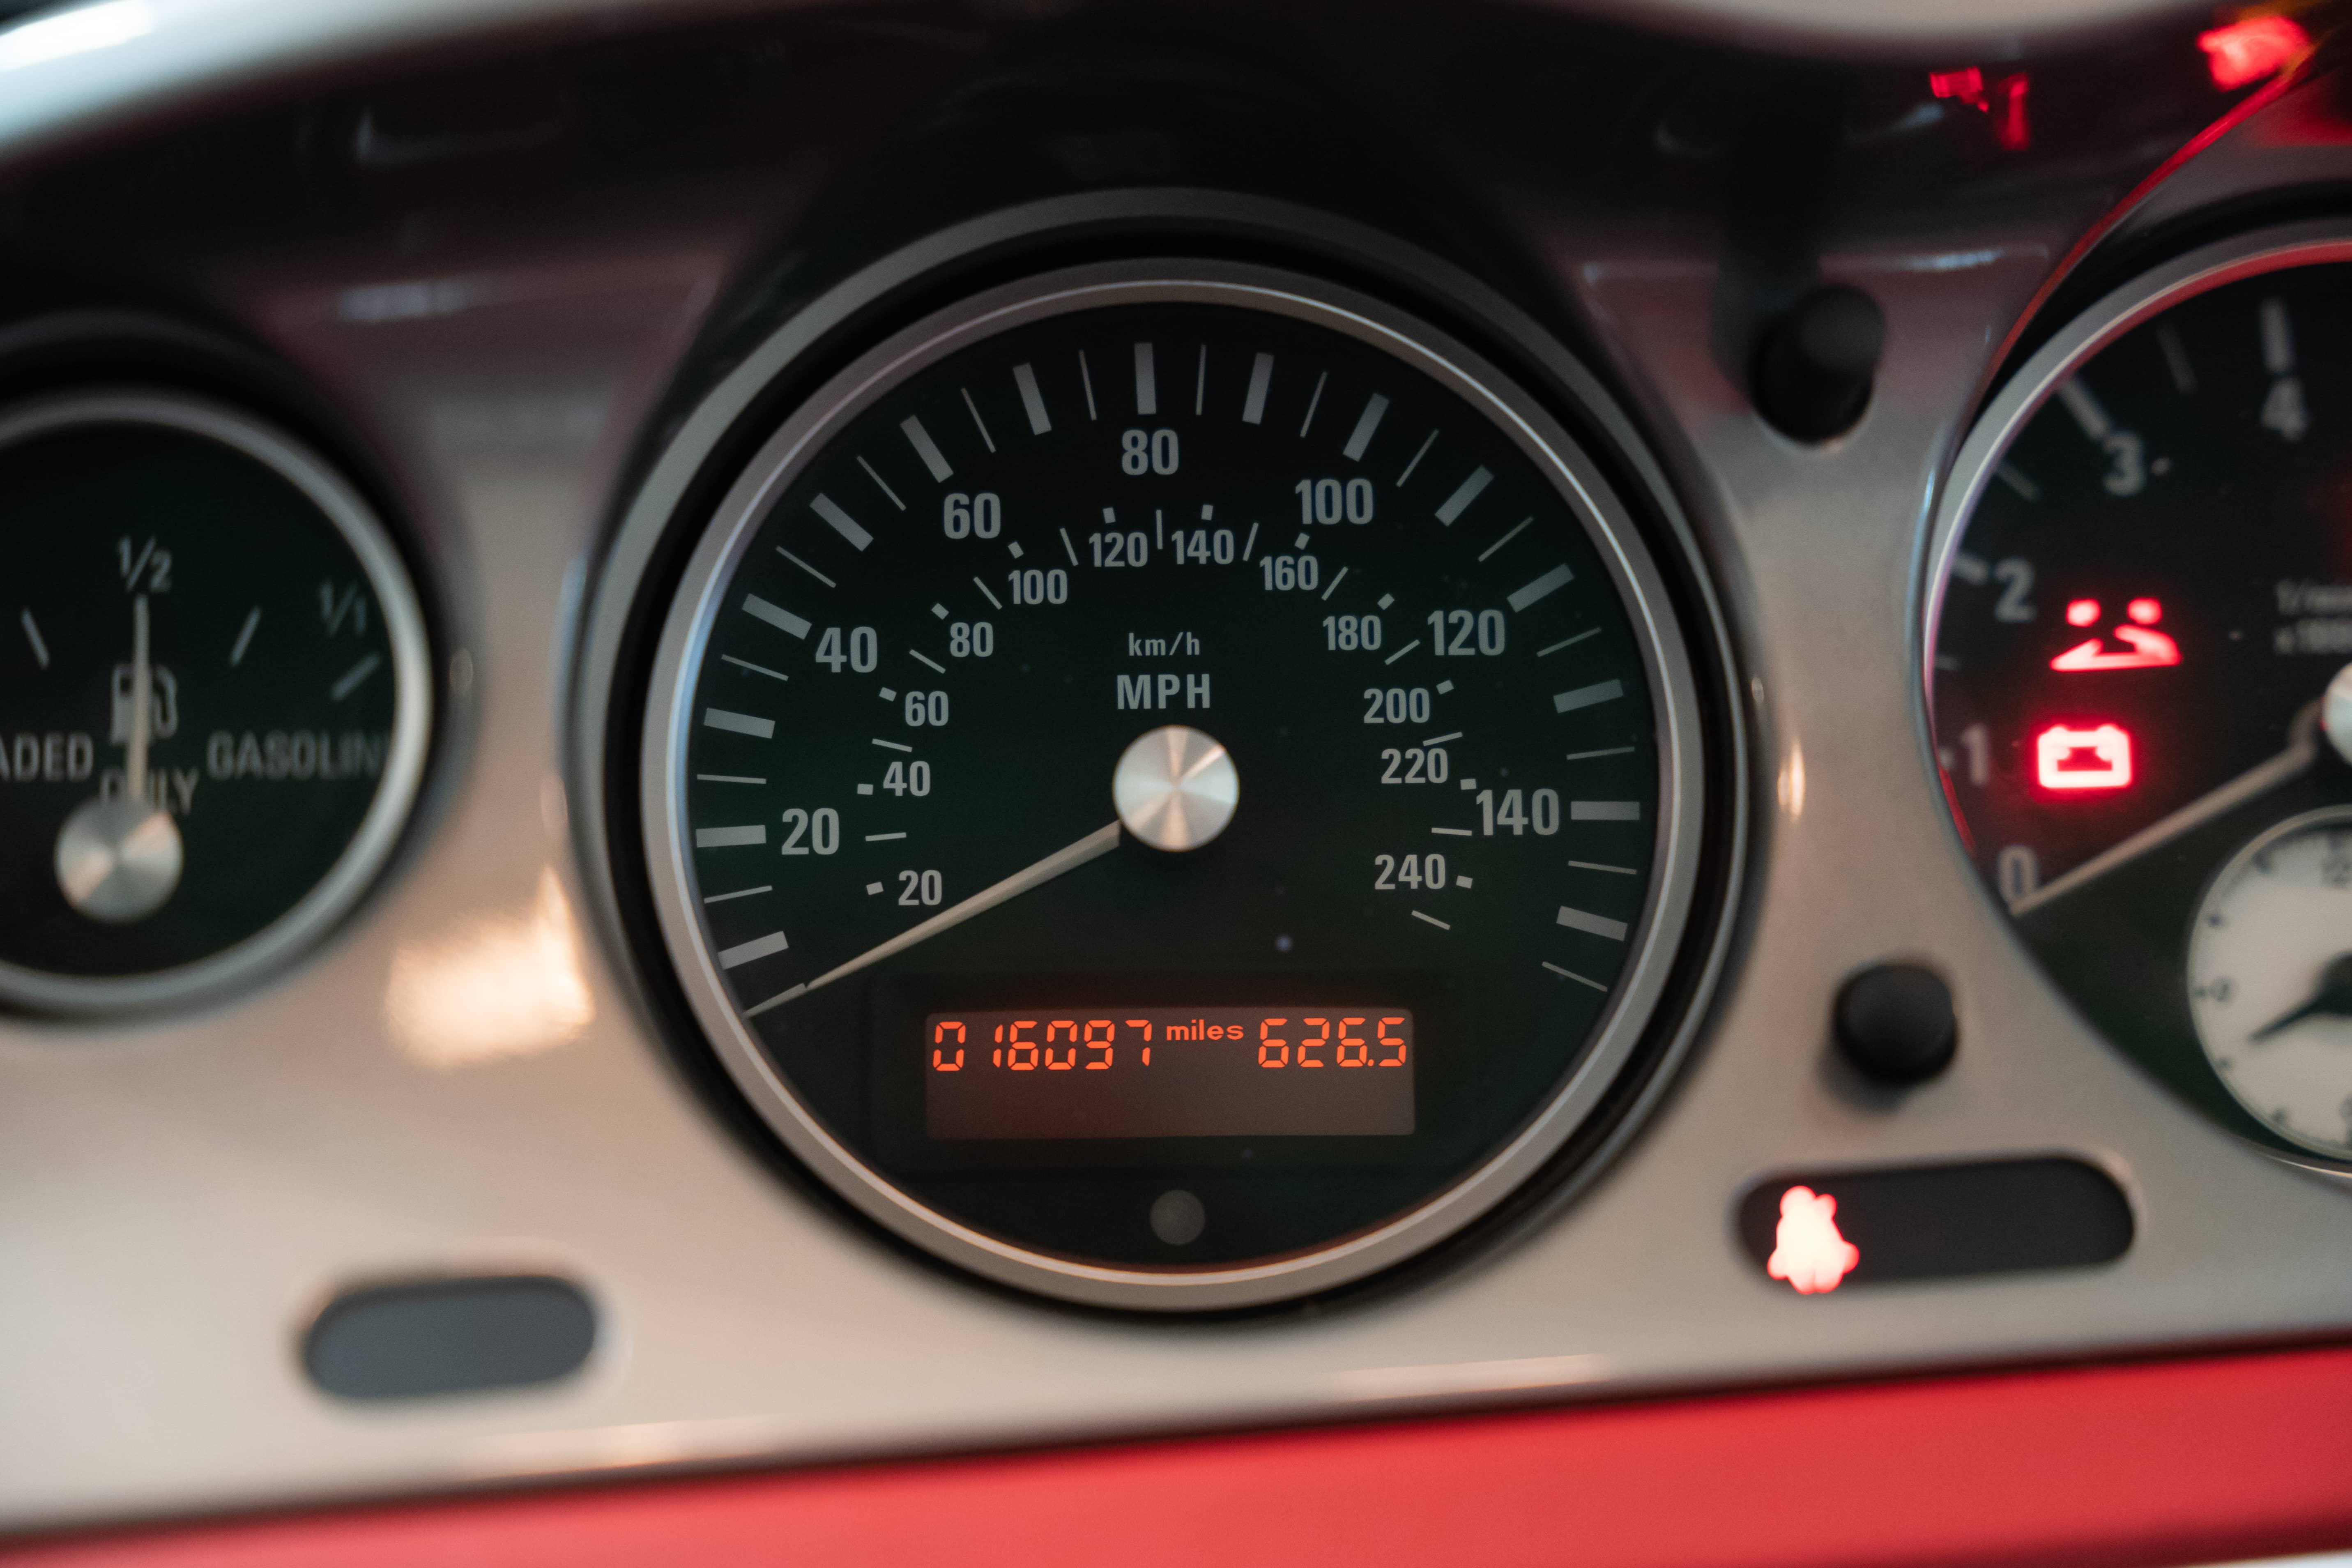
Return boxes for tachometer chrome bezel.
[1919,219,2352,1182]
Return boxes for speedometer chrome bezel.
[634,254,1712,1311]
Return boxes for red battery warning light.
[2037,723,2134,791]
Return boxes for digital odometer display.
[924,1006,1413,1139]
[639,261,1707,1306]
[1929,242,2352,1161]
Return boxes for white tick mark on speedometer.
[717,932,789,969]
[1133,343,1156,416]
[1398,430,1436,486]
[1411,910,1450,930]
[1508,565,1574,611]
[1558,906,1628,941]
[900,416,953,481]
[720,655,787,682]
[1344,393,1388,460]
[961,389,994,451]
[744,596,809,638]
[1013,363,1051,434]
[1243,352,1273,424]
[1537,629,1599,657]
[1298,371,1327,437]
[777,547,835,587]
[1436,467,1491,525]
[703,707,774,738]
[1553,679,1623,714]
[1477,518,1533,562]
[811,495,871,551]
[857,456,903,510]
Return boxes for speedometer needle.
[2011,700,2321,916]
[743,822,1123,1017]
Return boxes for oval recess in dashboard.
[619,254,1722,1310]
[1926,222,2352,1168]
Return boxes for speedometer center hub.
[1112,724,1238,852]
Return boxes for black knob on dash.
[1834,962,1957,1084]
[1755,284,1885,442]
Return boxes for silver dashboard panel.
[1,0,2348,1531]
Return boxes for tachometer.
[634,259,1713,1308]
[1927,225,2352,1164]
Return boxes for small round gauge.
[2189,808,2352,1158]
[1926,223,2352,1161]
[631,258,1716,1308]
[0,391,431,1013]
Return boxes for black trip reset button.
[1735,1157,2133,1295]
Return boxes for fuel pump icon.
[110,663,179,741]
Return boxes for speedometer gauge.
[630,258,1714,1308]
[1928,224,2352,1165]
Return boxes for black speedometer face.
[641,265,1707,1308]
[1929,240,2352,1163]
[0,393,430,1014]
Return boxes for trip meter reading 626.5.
[638,260,1711,1308]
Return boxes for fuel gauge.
[0,391,430,1013]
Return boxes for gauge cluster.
[3,0,2352,1536]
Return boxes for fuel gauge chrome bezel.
[0,389,433,1015]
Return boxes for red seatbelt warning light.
[2051,596,2180,672]
[1767,1186,1860,1295]
[2037,723,2133,791]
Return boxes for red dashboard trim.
[16,1342,2352,1568]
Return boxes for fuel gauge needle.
[743,822,1122,1017]
[54,594,183,922]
